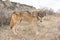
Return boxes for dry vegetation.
[0,0,60,40]
[0,14,60,40]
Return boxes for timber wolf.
[10,11,39,35]
[10,10,46,35]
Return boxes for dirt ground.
[0,15,60,40]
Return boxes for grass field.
[0,15,60,40]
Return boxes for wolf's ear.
[13,12,16,14]
[44,11,46,16]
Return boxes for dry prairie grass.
[0,15,60,40]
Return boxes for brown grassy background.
[0,0,60,40]
[0,15,60,40]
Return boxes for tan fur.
[10,10,46,35]
[10,11,39,35]
[10,12,21,29]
